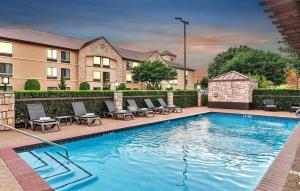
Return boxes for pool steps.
[21,151,96,190]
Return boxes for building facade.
[0,28,195,90]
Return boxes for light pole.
[114,80,119,91]
[175,17,189,90]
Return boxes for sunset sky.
[0,0,281,71]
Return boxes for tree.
[279,41,300,88]
[79,82,90,90]
[131,60,177,90]
[58,78,67,90]
[118,83,127,90]
[103,82,111,90]
[24,79,40,90]
[249,74,273,88]
[286,68,298,89]
[200,77,208,89]
[208,46,288,85]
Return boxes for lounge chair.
[157,98,182,113]
[296,109,300,117]
[103,100,134,120]
[290,103,300,112]
[263,99,278,111]
[26,104,60,133]
[127,99,154,117]
[71,102,102,126]
[144,98,169,114]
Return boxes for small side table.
[55,116,73,126]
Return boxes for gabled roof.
[209,71,254,82]
[113,46,157,62]
[161,50,177,57]
[0,28,85,50]
[163,59,195,71]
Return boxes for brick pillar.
[0,92,15,130]
[113,92,123,111]
[167,92,174,106]
[198,91,202,107]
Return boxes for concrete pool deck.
[0,107,299,191]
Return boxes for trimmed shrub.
[201,94,208,106]
[118,83,127,90]
[173,90,198,108]
[252,89,300,111]
[14,90,114,123]
[79,82,90,90]
[24,79,40,90]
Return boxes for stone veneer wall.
[0,92,15,129]
[208,80,258,109]
[167,92,174,106]
[78,37,123,85]
[113,92,123,111]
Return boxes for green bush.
[118,83,127,90]
[173,90,198,108]
[14,90,114,123]
[252,89,300,111]
[24,79,40,90]
[79,82,90,90]
[201,94,208,106]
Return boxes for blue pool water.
[19,113,298,191]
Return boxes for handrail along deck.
[0,123,69,159]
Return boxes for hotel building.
[0,28,195,90]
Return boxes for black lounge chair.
[290,103,300,112]
[157,98,182,113]
[127,99,154,117]
[103,100,134,120]
[71,102,102,126]
[144,99,169,114]
[263,99,278,111]
[26,103,60,133]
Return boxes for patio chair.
[144,98,169,114]
[127,99,154,117]
[296,109,300,117]
[263,99,278,111]
[290,103,300,112]
[26,103,60,133]
[103,100,134,120]
[71,102,102,126]
[157,98,182,113]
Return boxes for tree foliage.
[208,46,288,85]
[102,82,111,90]
[118,83,127,90]
[79,82,90,90]
[249,74,273,89]
[58,78,67,90]
[131,60,177,90]
[24,79,40,90]
[200,77,208,88]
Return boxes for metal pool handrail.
[0,123,69,159]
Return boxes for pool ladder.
[0,122,69,159]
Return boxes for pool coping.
[1,111,299,191]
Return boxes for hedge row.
[15,91,114,123]
[252,89,300,111]
[14,90,200,123]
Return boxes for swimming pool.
[19,113,298,191]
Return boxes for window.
[93,87,101,90]
[126,61,140,69]
[170,79,178,85]
[65,87,70,90]
[103,72,110,83]
[61,68,70,80]
[93,71,101,81]
[47,67,58,79]
[126,71,132,82]
[47,87,58,90]
[0,63,13,76]
[0,42,12,56]
[93,56,101,66]
[61,51,70,63]
[47,49,57,61]
[103,58,110,68]
[0,86,12,91]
